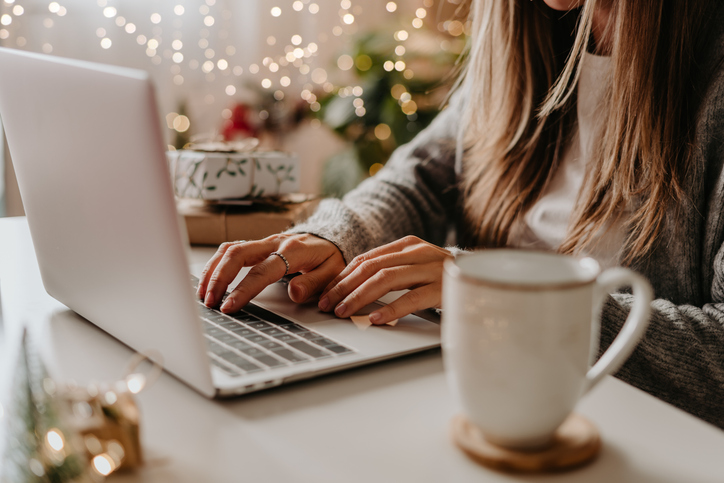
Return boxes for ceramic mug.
[442,250,653,449]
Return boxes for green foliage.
[318,29,460,196]
[1,332,90,483]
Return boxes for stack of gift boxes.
[168,146,318,245]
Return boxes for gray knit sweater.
[290,14,724,429]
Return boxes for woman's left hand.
[317,236,453,325]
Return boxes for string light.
[0,0,454,141]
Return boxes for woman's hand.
[318,236,452,325]
[197,234,345,314]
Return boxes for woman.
[197,0,724,428]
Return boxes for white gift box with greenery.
[168,150,299,200]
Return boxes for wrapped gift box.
[168,150,299,200]
[177,197,319,245]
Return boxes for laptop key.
[311,337,337,347]
[272,348,310,363]
[256,339,284,351]
[218,319,241,329]
[216,333,239,344]
[205,326,227,338]
[206,340,229,355]
[323,344,353,355]
[259,327,286,337]
[238,346,268,358]
[288,341,331,359]
[245,334,270,345]
[228,339,253,352]
[207,314,230,324]
[296,331,323,341]
[210,359,240,377]
[247,321,272,330]
[252,354,286,368]
[220,353,264,373]
[232,313,259,323]
[282,323,308,334]
[228,326,256,337]
[268,332,298,343]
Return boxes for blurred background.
[0,0,468,216]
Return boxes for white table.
[1,216,723,483]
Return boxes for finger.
[332,264,438,319]
[320,248,442,310]
[198,242,237,299]
[205,238,279,307]
[215,234,343,310]
[287,257,344,304]
[322,236,449,297]
[220,253,289,313]
[368,284,441,325]
[322,237,421,294]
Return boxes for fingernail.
[335,303,348,318]
[196,286,204,299]
[318,297,330,311]
[204,292,215,307]
[291,284,307,303]
[220,297,233,313]
[369,312,383,324]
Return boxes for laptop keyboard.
[191,276,354,377]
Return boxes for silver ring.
[270,251,290,277]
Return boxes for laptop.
[0,47,441,397]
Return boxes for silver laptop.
[0,47,441,397]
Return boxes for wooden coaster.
[451,413,601,473]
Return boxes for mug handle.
[582,267,653,394]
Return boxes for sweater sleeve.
[600,292,724,429]
[599,39,724,429]
[286,90,464,264]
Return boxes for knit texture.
[289,10,724,429]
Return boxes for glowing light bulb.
[92,454,114,476]
[337,54,353,71]
[46,430,65,451]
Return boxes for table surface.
[1,216,723,483]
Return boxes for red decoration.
[222,103,257,141]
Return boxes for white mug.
[442,250,653,449]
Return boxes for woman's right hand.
[197,233,346,314]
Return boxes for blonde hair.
[459,0,714,262]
